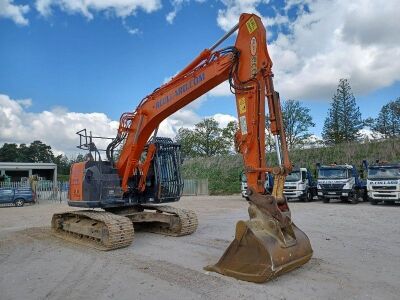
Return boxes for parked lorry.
[363,160,400,205]
[283,167,317,201]
[240,171,273,199]
[316,163,366,204]
[0,187,35,207]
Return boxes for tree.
[0,140,55,163]
[282,100,315,149]
[175,128,196,158]
[53,154,71,175]
[17,143,30,162]
[371,97,400,138]
[222,120,239,153]
[0,143,20,162]
[322,79,363,144]
[175,118,230,157]
[27,140,54,163]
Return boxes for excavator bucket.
[205,190,313,283]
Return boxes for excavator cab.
[68,132,184,207]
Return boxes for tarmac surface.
[0,196,399,300]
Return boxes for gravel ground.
[0,196,399,300]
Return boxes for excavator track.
[109,205,198,237]
[141,205,198,236]
[51,211,134,251]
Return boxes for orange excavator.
[52,13,312,283]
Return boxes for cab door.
[301,170,309,189]
[0,188,14,204]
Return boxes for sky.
[1,0,400,155]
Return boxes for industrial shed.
[0,162,57,184]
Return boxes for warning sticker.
[238,97,246,114]
[246,17,258,34]
[239,115,248,135]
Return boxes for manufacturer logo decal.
[155,73,205,109]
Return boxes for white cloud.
[358,128,384,141]
[166,0,206,24]
[0,94,119,156]
[216,0,400,100]
[0,93,235,155]
[166,10,176,24]
[122,19,141,35]
[217,0,287,32]
[0,0,30,25]
[207,81,231,97]
[16,98,32,108]
[210,113,236,128]
[35,0,161,19]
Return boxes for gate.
[182,179,209,196]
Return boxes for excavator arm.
[108,14,291,197]
[104,14,313,283]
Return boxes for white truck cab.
[240,171,272,199]
[365,162,400,204]
[283,167,316,201]
[317,164,365,204]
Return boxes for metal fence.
[1,179,209,202]
[182,179,209,196]
[0,181,69,203]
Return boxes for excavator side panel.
[68,162,86,201]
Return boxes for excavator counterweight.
[54,13,312,283]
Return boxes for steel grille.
[153,137,184,201]
[320,184,345,190]
[372,186,396,190]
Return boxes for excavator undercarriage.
[52,205,198,251]
[52,136,198,251]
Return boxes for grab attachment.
[204,188,313,283]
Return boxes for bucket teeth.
[205,189,313,283]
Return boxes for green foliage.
[175,128,196,158]
[0,143,20,162]
[53,154,71,175]
[182,138,400,194]
[371,97,400,138]
[323,79,363,144]
[181,156,243,195]
[176,118,231,157]
[0,141,53,162]
[282,100,315,149]
[57,174,70,181]
[222,120,239,153]
[27,140,54,162]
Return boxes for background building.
[0,162,57,184]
